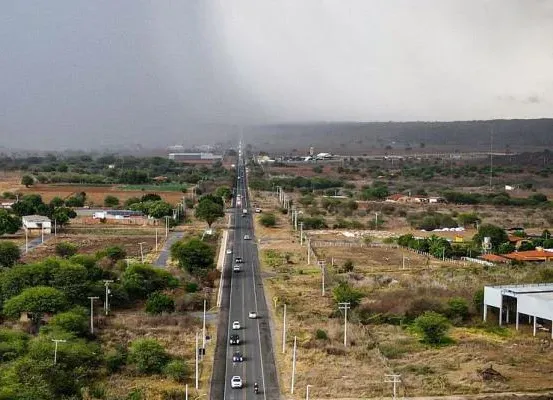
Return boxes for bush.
[122,263,179,300]
[0,241,21,268]
[342,259,354,273]
[315,329,328,340]
[55,242,78,258]
[413,311,450,344]
[104,195,120,207]
[129,339,169,374]
[332,282,364,307]
[48,307,89,336]
[185,282,198,293]
[445,297,469,322]
[163,359,189,382]
[105,246,127,261]
[473,288,484,314]
[105,345,127,373]
[259,213,276,227]
[145,292,175,315]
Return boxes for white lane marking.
[224,210,238,400]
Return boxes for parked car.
[232,321,241,330]
[232,352,244,362]
[248,311,257,319]
[229,334,240,345]
[231,376,243,388]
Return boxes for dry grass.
[250,189,553,399]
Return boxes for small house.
[22,215,51,234]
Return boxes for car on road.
[248,311,258,319]
[235,257,243,263]
[232,321,241,330]
[255,208,261,213]
[244,234,251,240]
[232,352,244,362]
[229,334,240,345]
[226,248,232,254]
[233,265,241,272]
[231,376,243,388]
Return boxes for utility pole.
[195,331,199,389]
[384,374,401,400]
[282,304,287,353]
[291,335,297,394]
[52,339,67,365]
[54,219,57,236]
[185,384,188,400]
[88,296,99,334]
[138,242,146,263]
[25,228,28,253]
[155,228,158,251]
[165,216,169,238]
[374,212,380,230]
[300,222,304,246]
[306,384,312,400]
[339,302,351,347]
[103,280,114,316]
[202,299,207,357]
[41,225,44,244]
[489,123,494,191]
[317,260,326,296]
[307,238,311,264]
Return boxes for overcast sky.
[1,0,553,150]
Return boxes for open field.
[251,189,553,399]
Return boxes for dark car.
[235,257,243,263]
[229,334,240,345]
[232,352,244,362]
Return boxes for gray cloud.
[1,1,553,150]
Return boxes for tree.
[0,210,22,236]
[457,212,481,228]
[3,286,67,327]
[55,242,78,258]
[498,242,515,254]
[163,359,189,382]
[49,197,65,208]
[121,263,178,300]
[445,297,469,322]
[50,206,76,227]
[259,213,276,227]
[104,245,127,261]
[145,292,175,315]
[0,241,21,268]
[128,338,169,373]
[332,282,364,307]
[48,307,88,337]
[413,311,450,344]
[104,195,120,207]
[214,186,233,203]
[148,201,173,218]
[124,197,141,207]
[170,238,215,275]
[342,259,354,273]
[473,224,508,251]
[141,193,161,202]
[21,175,34,188]
[195,198,224,227]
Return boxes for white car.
[232,321,241,330]
[248,311,257,319]
[244,235,251,240]
[231,376,243,388]
[255,208,261,213]
[233,265,241,272]
[226,248,232,254]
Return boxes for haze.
[1,0,552,150]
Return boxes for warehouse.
[483,283,553,338]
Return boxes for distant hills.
[243,119,553,154]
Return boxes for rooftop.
[22,215,51,222]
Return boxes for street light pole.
[103,280,114,316]
[291,335,297,394]
[318,260,326,296]
[339,302,351,347]
[300,222,304,246]
[52,339,67,365]
[195,331,199,389]
[138,242,145,263]
[306,384,312,400]
[282,304,287,354]
[25,228,28,253]
[88,296,99,334]
[202,299,206,354]
[155,228,158,251]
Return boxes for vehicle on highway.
[244,234,251,240]
[232,321,241,330]
[231,376,243,388]
[235,257,243,263]
[248,311,257,319]
[255,208,261,213]
[229,334,240,345]
[226,248,232,254]
[232,351,243,362]
[233,265,241,272]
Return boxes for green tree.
[413,311,450,344]
[21,175,34,188]
[50,206,76,227]
[0,209,22,235]
[141,193,161,202]
[3,286,67,328]
[194,198,224,227]
[259,213,276,227]
[48,307,88,337]
[214,186,233,203]
[163,359,189,382]
[445,297,469,322]
[332,282,364,307]
[145,292,175,315]
[148,201,173,218]
[498,242,515,254]
[342,259,354,273]
[473,224,508,251]
[104,195,120,207]
[124,196,141,207]
[104,245,127,261]
[128,338,169,373]
[121,264,178,300]
[457,212,481,228]
[55,242,78,258]
[170,238,215,275]
[49,197,65,208]
[0,241,21,268]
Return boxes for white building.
[483,283,553,338]
[22,215,52,234]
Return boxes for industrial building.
[483,283,553,338]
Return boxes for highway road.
[211,151,279,399]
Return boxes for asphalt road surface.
[210,154,279,399]
[153,231,184,267]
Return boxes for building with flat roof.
[483,283,553,338]
[22,215,51,234]
[168,152,223,162]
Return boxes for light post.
[317,260,326,296]
[165,216,170,238]
[25,228,28,253]
[88,296,99,334]
[195,331,199,389]
[138,242,146,263]
[306,384,313,400]
[339,302,351,347]
[291,335,297,394]
[155,228,158,251]
[52,339,67,365]
[282,304,287,353]
[103,280,114,316]
[300,222,304,246]
[374,212,380,230]
[202,299,207,355]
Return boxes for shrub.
[315,329,328,340]
[55,242,78,258]
[342,259,354,273]
[129,338,169,374]
[332,282,364,307]
[105,246,127,261]
[259,213,276,227]
[145,292,175,315]
[473,288,484,314]
[163,359,189,382]
[48,307,89,336]
[104,195,120,207]
[0,241,21,268]
[105,345,127,373]
[445,297,469,322]
[413,311,450,344]
[185,282,198,293]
